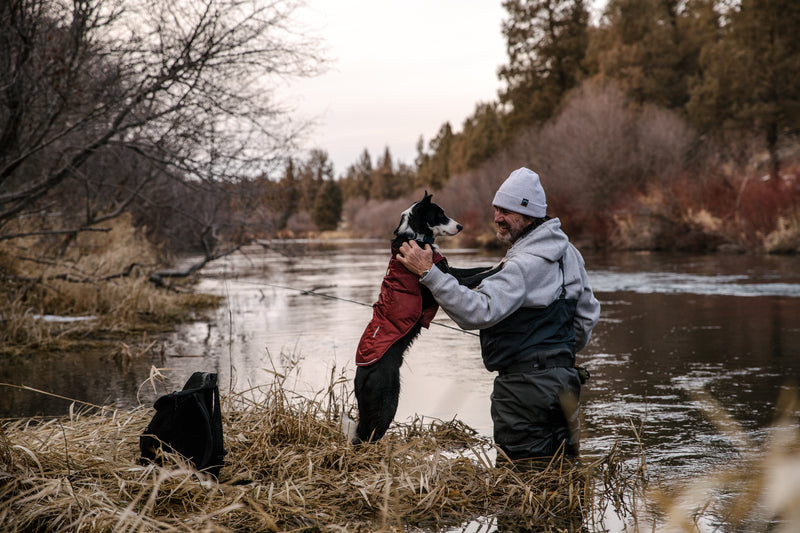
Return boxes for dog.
[352,192,460,443]
[351,192,501,443]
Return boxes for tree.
[275,159,300,229]
[688,0,800,179]
[312,179,342,231]
[459,102,505,170]
[588,0,716,110]
[415,123,454,190]
[498,0,590,134]
[296,149,334,211]
[371,147,408,200]
[0,0,323,269]
[341,149,373,201]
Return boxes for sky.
[283,1,508,175]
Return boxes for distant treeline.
[248,0,800,252]
[2,0,799,286]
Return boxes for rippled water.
[3,240,800,529]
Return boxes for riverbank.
[0,216,222,358]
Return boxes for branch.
[0,226,111,243]
[148,241,247,287]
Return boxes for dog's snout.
[456,224,463,232]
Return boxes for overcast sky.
[283,1,508,175]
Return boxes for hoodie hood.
[508,218,568,263]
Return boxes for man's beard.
[496,221,534,244]
[496,224,519,243]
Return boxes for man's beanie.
[492,167,547,218]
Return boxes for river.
[3,240,800,529]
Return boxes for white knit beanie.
[492,167,547,218]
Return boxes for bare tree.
[0,0,324,265]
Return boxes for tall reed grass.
[1,367,641,532]
[2,366,798,531]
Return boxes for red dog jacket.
[355,246,445,366]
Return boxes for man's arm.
[396,241,499,287]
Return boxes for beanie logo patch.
[521,198,529,207]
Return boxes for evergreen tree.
[312,179,342,231]
[498,0,590,134]
[588,0,714,110]
[371,147,405,200]
[415,123,453,190]
[297,149,333,210]
[277,159,299,229]
[460,102,504,169]
[688,0,800,179]
[341,148,372,200]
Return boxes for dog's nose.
[457,224,463,232]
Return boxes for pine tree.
[460,102,504,169]
[415,123,453,190]
[588,0,716,110]
[498,0,590,134]
[370,147,409,200]
[312,179,342,231]
[297,149,334,210]
[342,149,373,200]
[276,159,299,229]
[688,0,800,179]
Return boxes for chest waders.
[485,258,582,462]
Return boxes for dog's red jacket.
[355,246,445,366]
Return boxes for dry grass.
[0,215,221,356]
[763,215,800,254]
[0,371,637,533]
[2,370,798,532]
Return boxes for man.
[397,167,600,463]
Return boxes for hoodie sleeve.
[423,242,600,350]
[422,254,549,330]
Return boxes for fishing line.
[224,278,480,337]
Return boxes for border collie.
[350,192,460,443]
[350,192,502,443]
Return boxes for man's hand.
[396,240,434,277]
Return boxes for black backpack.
[140,372,226,477]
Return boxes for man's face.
[493,207,533,243]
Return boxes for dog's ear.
[421,190,432,203]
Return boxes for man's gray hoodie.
[421,218,600,354]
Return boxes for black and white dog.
[350,192,499,443]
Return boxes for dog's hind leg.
[353,344,404,443]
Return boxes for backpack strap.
[208,374,226,468]
[187,372,226,473]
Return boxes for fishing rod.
[225,278,480,337]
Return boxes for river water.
[3,240,800,529]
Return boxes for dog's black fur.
[352,192,501,443]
